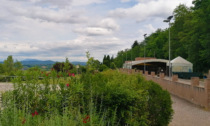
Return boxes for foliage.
[3,55,14,74]
[2,55,23,75]
[14,60,23,71]
[132,40,139,49]
[52,60,73,73]
[103,55,116,69]
[111,2,210,73]
[0,69,173,126]
[0,63,4,74]
[146,81,173,126]
[86,51,101,72]
[80,70,173,125]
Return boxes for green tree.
[114,51,125,68]
[86,51,101,72]
[107,55,110,67]
[131,40,139,49]
[14,60,23,71]
[105,1,210,72]
[0,63,4,74]
[52,62,73,72]
[3,55,14,75]
[103,55,111,68]
[64,57,71,72]
[191,0,210,72]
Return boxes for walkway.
[169,95,210,126]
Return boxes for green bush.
[80,70,173,125]
[146,81,173,126]
[0,69,173,126]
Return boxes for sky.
[0,0,193,62]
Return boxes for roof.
[170,56,192,66]
[130,59,169,66]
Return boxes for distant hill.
[21,59,55,65]
[71,61,86,66]
[21,59,86,66]
[0,59,86,66]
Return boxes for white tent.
[170,56,193,72]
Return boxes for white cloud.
[71,0,105,6]
[109,0,193,21]
[121,0,131,3]
[74,27,113,36]
[99,18,120,31]
[145,24,156,33]
[9,0,105,7]
[74,18,119,36]
[0,0,194,62]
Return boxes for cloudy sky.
[0,0,193,62]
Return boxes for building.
[169,56,193,72]
[123,56,193,75]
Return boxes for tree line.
[112,0,210,73]
[0,55,23,75]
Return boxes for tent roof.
[171,56,192,66]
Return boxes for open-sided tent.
[170,56,193,72]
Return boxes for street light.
[143,34,147,73]
[163,15,173,80]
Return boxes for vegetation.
[52,58,73,72]
[0,55,23,82]
[1,55,23,75]
[112,0,210,73]
[0,68,173,126]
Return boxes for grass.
[0,69,173,126]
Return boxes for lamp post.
[163,15,173,80]
[143,34,147,73]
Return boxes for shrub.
[0,69,173,126]
[80,70,173,125]
[52,62,73,72]
[146,81,173,126]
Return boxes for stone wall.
[120,68,210,109]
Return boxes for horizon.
[0,58,87,63]
[0,0,193,62]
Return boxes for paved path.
[169,95,210,126]
[0,83,13,92]
[1,83,210,126]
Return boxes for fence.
[120,68,210,109]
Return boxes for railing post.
[208,70,210,78]
[160,73,165,79]
[191,77,199,86]
[172,75,178,82]
[205,78,210,109]
[145,71,148,75]
[140,70,143,75]
[151,72,155,77]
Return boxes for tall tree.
[3,55,14,74]
[107,55,110,67]
[106,1,210,72]
[132,40,139,49]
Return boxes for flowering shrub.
[0,69,173,126]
